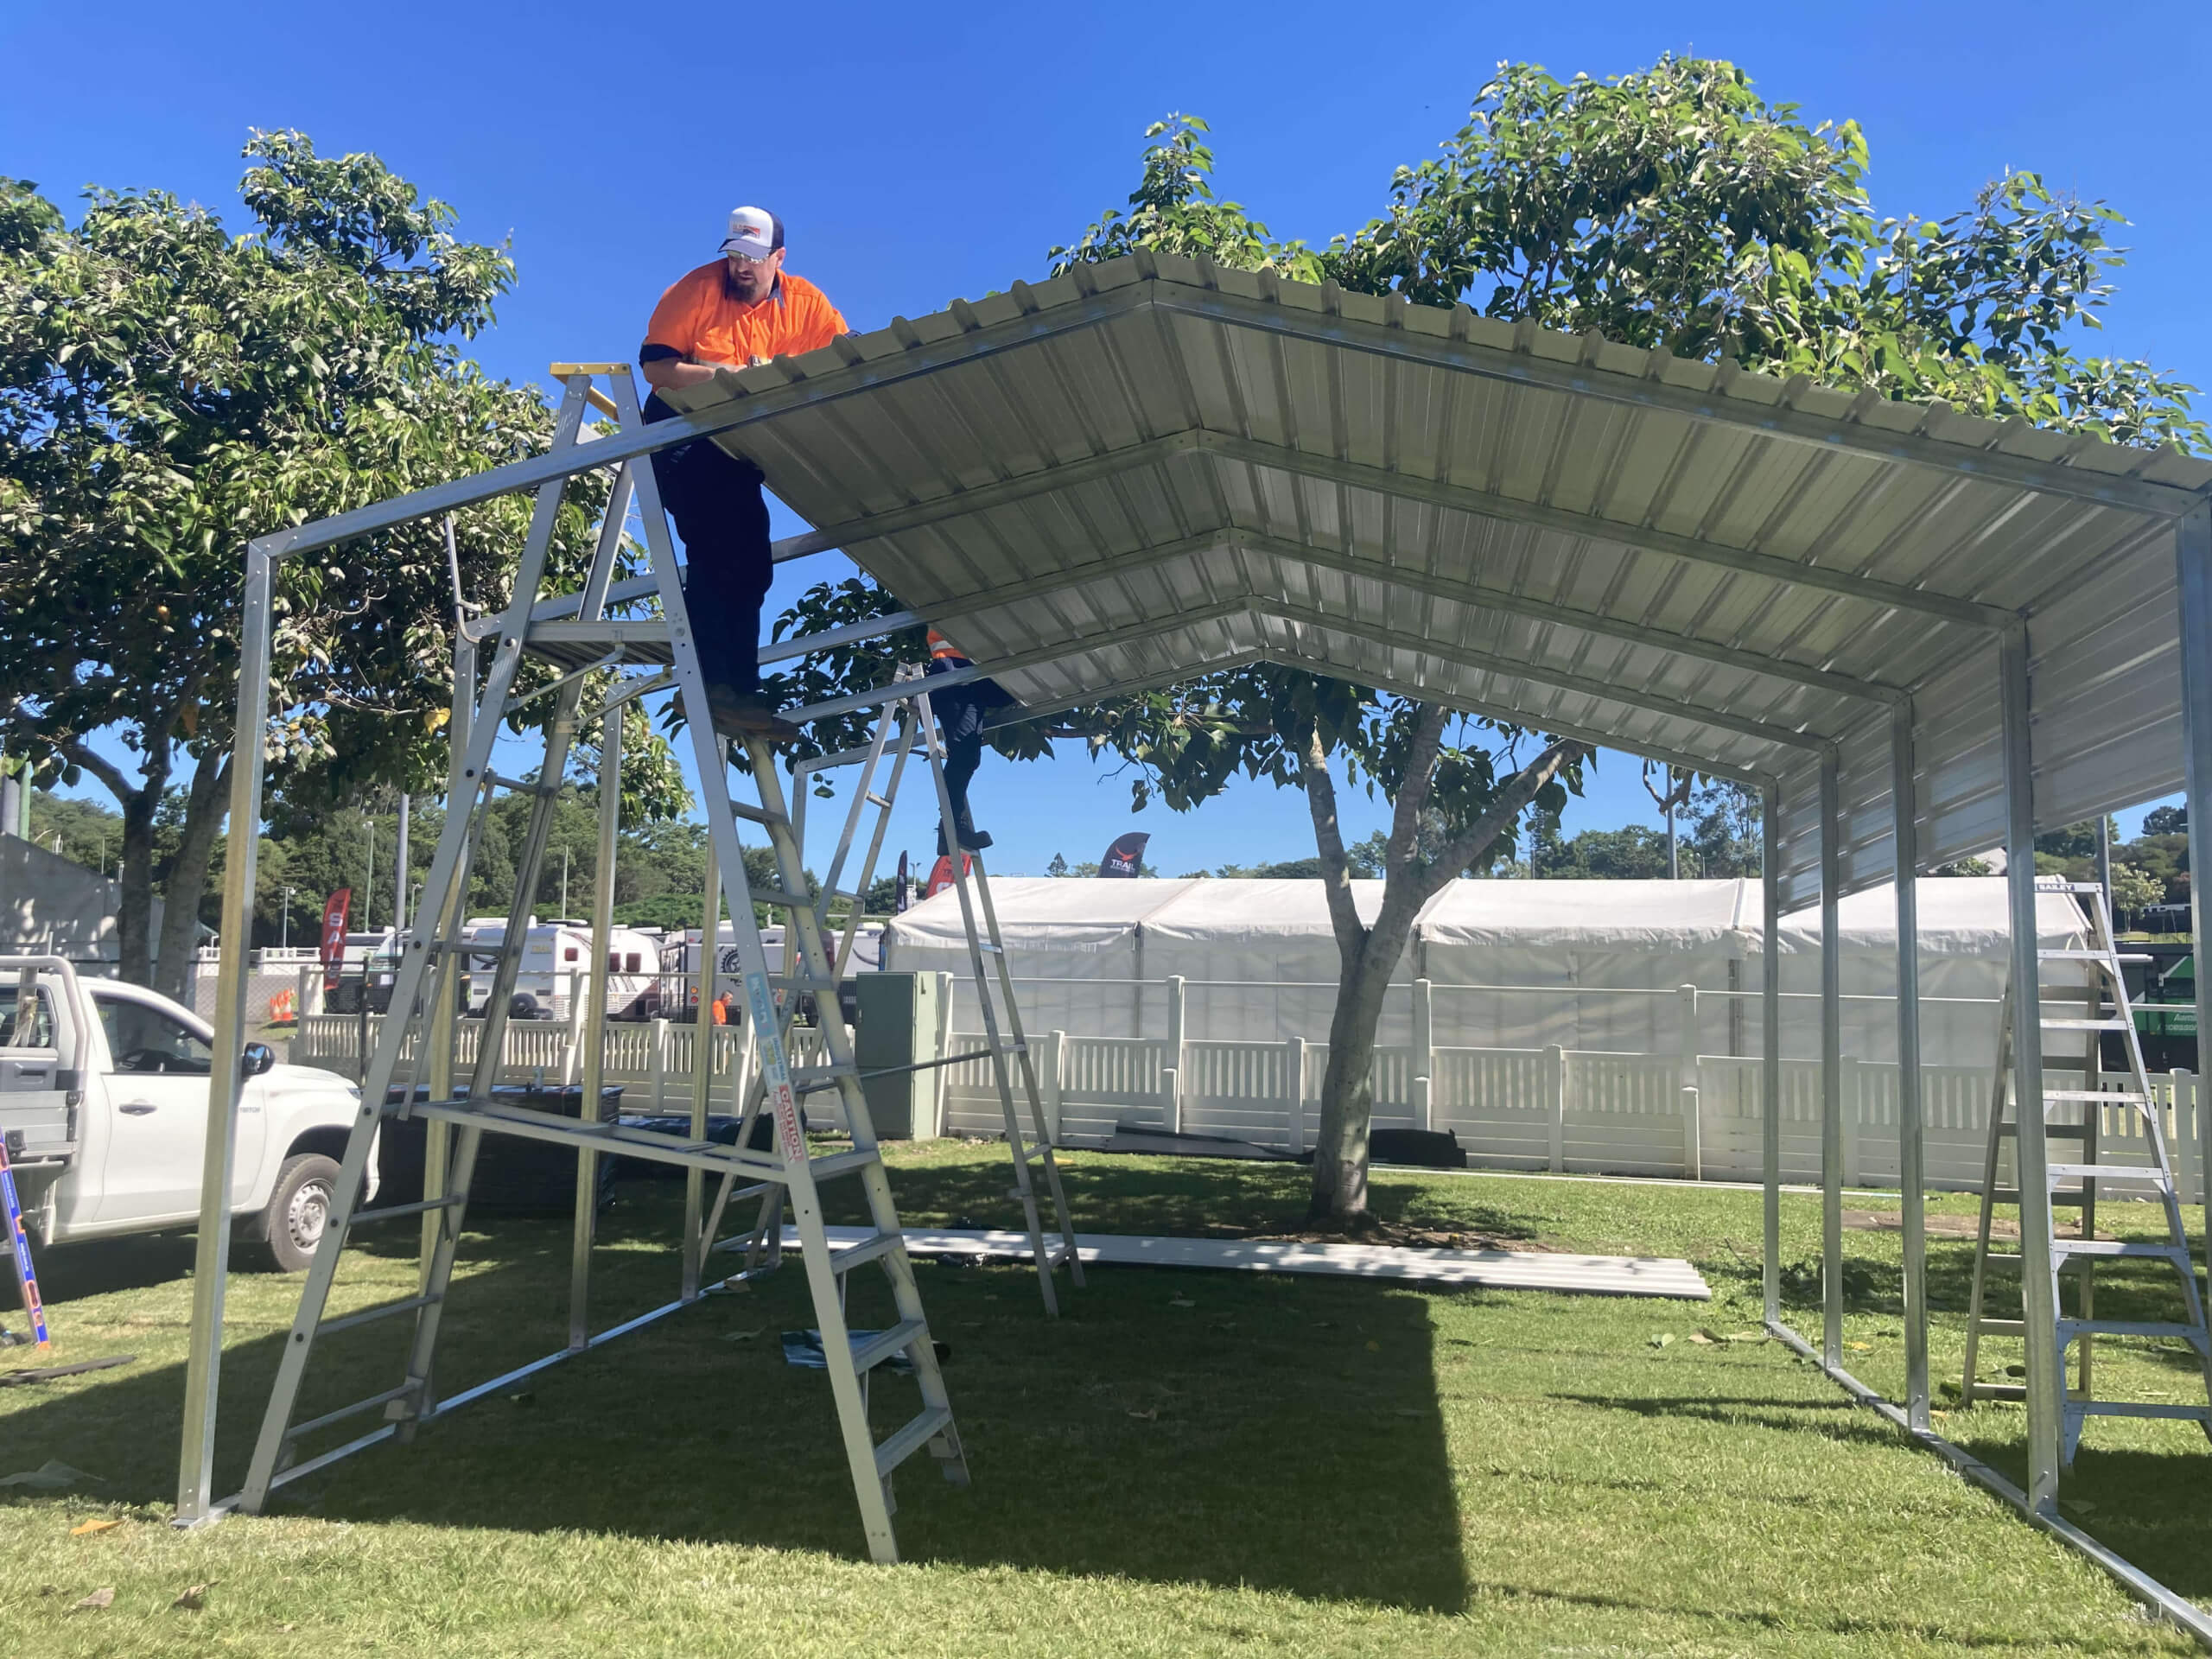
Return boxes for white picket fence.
[937,1033,2210,1202]
[295,1014,838,1127]
[295,1009,2211,1203]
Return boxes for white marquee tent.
[884,874,2085,1068]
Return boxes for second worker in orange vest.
[640,206,849,741]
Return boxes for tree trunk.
[115,785,159,988]
[1301,711,1587,1225]
[153,756,228,1001]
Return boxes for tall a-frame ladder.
[237,365,967,1562]
[1962,880,2212,1459]
[780,666,1084,1312]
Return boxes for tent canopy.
[645,254,2212,908]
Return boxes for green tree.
[0,134,682,995]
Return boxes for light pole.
[281,887,295,951]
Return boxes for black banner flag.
[1098,831,1149,879]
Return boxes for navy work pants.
[646,395,772,697]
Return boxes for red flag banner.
[319,889,353,992]
[1098,832,1150,879]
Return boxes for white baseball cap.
[721,206,785,261]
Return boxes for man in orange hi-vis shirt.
[641,207,849,741]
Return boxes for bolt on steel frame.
[170,273,2212,1630]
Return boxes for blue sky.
[5,0,2204,873]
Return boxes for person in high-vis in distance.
[641,206,848,742]
[925,628,1012,854]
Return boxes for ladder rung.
[2050,1239,2193,1261]
[1973,1317,2029,1335]
[874,1404,955,1478]
[979,942,1004,955]
[1968,1381,2028,1398]
[2067,1400,2212,1423]
[350,1196,467,1225]
[789,1062,860,1096]
[2042,880,2107,894]
[2039,949,2121,963]
[2046,1163,2171,1185]
[2059,1319,2209,1343]
[2043,1090,2148,1103]
[1019,1141,1049,1163]
[864,793,892,809]
[283,1382,416,1442]
[725,799,782,827]
[849,1319,928,1375]
[2040,1018,2129,1032]
[318,1292,441,1338]
[1996,1122,2092,1138]
[751,887,811,909]
[805,1147,882,1181]
[831,1230,906,1275]
[482,772,559,798]
[1989,1189,2091,1207]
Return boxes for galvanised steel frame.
[170,282,2212,1638]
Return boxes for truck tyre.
[260,1153,342,1273]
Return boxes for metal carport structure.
[184,251,2212,1630]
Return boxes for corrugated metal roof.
[651,251,2212,906]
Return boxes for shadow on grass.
[0,1175,1474,1613]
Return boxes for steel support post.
[2000,623,2063,1510]
[1762,780,1782,1325]
[1891,703,1930,1428]
[2176,503,2212,1353]
[571,700,622,1347]
[422,629,475,1282]
[1819,752,1844,1366]
[682,822,720,1301]
[177,544,276,1522]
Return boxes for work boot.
[937,824,994,855]
[703,685,800,743]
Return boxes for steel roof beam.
[1156,282,2203,521]
[1198,432,2013,630]
[1218,531,1903,705]
[1250,599,1830,756]
[984,640,1768,788]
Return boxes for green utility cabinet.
[855,971,947,1140]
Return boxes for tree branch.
[55,739,139,806]
[1416,739,1586,903]
[1300,721,1365,961]
[1383,703,1448,874]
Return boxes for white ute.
[0,955,370,1272]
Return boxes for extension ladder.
[779,664,1084,1313]
[1,1136,50,1351]
[1961,881,2212,1459]
[238,365,967,1562]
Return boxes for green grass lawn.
[2,1144,2205,1656]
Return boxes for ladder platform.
[874,1404,955,1478]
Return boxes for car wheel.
[262,1153,342,1273]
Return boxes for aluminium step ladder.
[765,664,1084,1313]
[1961,881,2212,1459]
[237,364,966,1563]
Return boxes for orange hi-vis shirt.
[641,263,849,369]
[927,628,963,660]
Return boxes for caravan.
[663,920,885,1023]
[455,918,665,1021]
